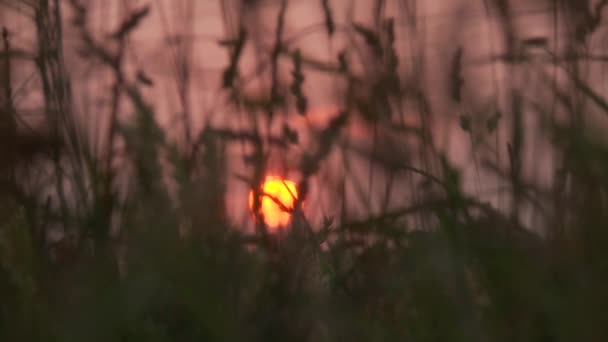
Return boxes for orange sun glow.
[248,176,298,229]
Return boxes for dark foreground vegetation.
[2,0,608,341]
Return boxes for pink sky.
[3,0,607,230]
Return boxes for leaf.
[338,50,348,72]
[296,97,308,115]
[352,23,382,56]
[136,70,154,86]
[450,47,464,102]
[217,38,238,47]
[522,36,548,48]
[282,124,299,144]
[290,49,308,115]
[459,115,471,132]
[487,112,502,133]
[111,6,150,40]
[301,111,348,176]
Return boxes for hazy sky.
[3,0,607,229]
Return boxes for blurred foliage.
[2,0,608,341]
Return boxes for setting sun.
[248,176,298,229]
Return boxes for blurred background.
[2,0,608,341]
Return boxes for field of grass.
[2,0,608,341]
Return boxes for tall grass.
[2,0,608,341]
